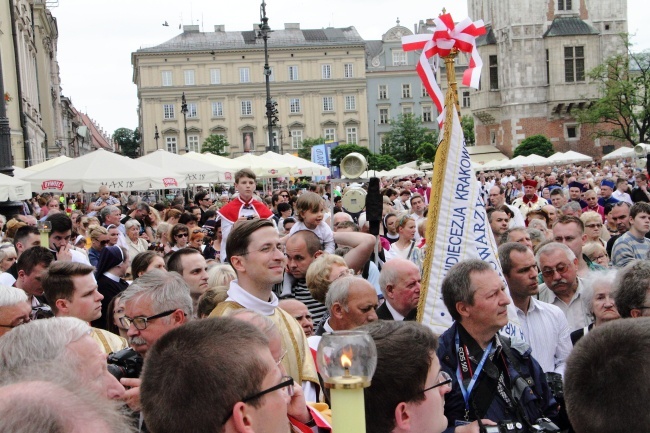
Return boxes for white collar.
[323,319,334,333]
[385,300,406,321]
[226,280,278,316]
[103,272,120,282]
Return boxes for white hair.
[0,317,90,372]
[0,285,28,307]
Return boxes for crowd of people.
[0,159,649,433]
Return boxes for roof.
[365,40,383,58]
[476,25,496,46]
[73,109,114,151]
[543,17,599,37]
[136,26,365,54]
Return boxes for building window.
[184,70,195,86]
[345,95,356,111]
[489,55,499,90]
[402,84,411,98]
[290,98,301,113]
[162,71,172,87]
[163,104,175,119]
[288,66,299,81]
[564,46,585,82]
[558,0,572,10]
[210,68,221,85]
[240,68,250,83]
[166,136,177,154]
[186,103,197,118]
[379,108,389,124]
[188,135,200,152]
[322,97,334,112]
[322,64,331,79]
[462,91,470,108]
[490,130,496,145]
[324,128,336,141]
[546,50,550,85]
[402,106,413,115]
[241,100,252,116]
[290,130,303,149]
[421,85,429,98]
[346,127,358,144]
[392,50,407,66]
[344,63,354,78]
[378,85,388,100]
[422,106,432,122]
[211,101,223,117]
[566,124,580,139]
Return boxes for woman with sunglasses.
[580,211,609,247]
[169,223,190,252]
[384,214,421,269]
[88,226,110,267]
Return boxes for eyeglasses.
[280,194,289,198]
[192,229,203,234]
[242,376,294,403]
[175,233,189,238]
[541,263,571,278]
[585,223,602,229]
[120,310,180,330]
[276,349,287,367]
[335,268,355,280]
[417,371,453,396]
[591,254,607,261]
[237,243,284,256]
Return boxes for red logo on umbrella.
[225,172,233,181]
[42,180,64,190]
[162,178,178,187]
[269,169,278,175]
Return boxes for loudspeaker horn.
[340,152,368,179]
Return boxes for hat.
[523,179,538,188]
[601,179,616,189]
[568,181,583,190]
[95,246,125,276]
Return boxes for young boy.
[87,186,120,217]
[217,169,273,262]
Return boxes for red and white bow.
[402,13,486,128]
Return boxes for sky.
[50,0,648,137]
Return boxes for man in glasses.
[536,242,592,332]
[141,317,296,433]
[0,285,31,337]
[362,321,451,433]
[581,190,605,222]
[210,219,319,401]
[438,259,558,432]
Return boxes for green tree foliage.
[513,134,554,157]
[297,137,325,160]
[382,113,436,164]
[201,134,230,156]
[416,142,437,166]
[461,115,475,146]
[330,144,370,168]
[113,128,139,158]
[576,35,650,146]
[368,154,398,171]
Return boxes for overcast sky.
[50,0,648,137]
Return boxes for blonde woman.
[384,213,421,269]
[580,211,609,246]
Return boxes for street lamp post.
[154,124,160,150]
[258,0,277,153]
[0,49,23,218]
[181,92,188,153]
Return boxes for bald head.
[279,299,314,336]
[332,212,353,227]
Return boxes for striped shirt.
[611,231,650,268]
[292,279,327,324]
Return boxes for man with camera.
[438,259,558,433]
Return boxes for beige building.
[132,23,369,156]
[468,0,628,157]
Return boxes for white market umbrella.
[520,154,549,167]
[261,151,331,176]
[546,152,566,164]
[502,155,528,169]
[0,173,32,201]
[25,155,73,172]
[23,149,187,193]
[138,149,227,183]
[231,153,296,178]
[384,166,426,177]
[183,151,245,182]
[562,150,593,164]
[11,166,31,178]
[602,146,634,160]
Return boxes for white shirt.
[385,299,406,321]
[515,297,572,375]
[506,204,526,228]
[288,221,335,254]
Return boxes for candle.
[329,351,367,433]
[39,222,51,250]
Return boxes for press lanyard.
[455,331,493,418]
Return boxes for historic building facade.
[468,0,628,157]
[132,23,369,155]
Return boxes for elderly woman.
[125,219,149,259]
[384,213,421,268]
[583,241,609,268]
[580,210,609,246]
[570,270,620,345]
[88,225,110,267]
[0,243,17,272]
[169,223,189,251]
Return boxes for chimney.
[183,25,200,33]
[284,23,300,30]
[214,24,225,32]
